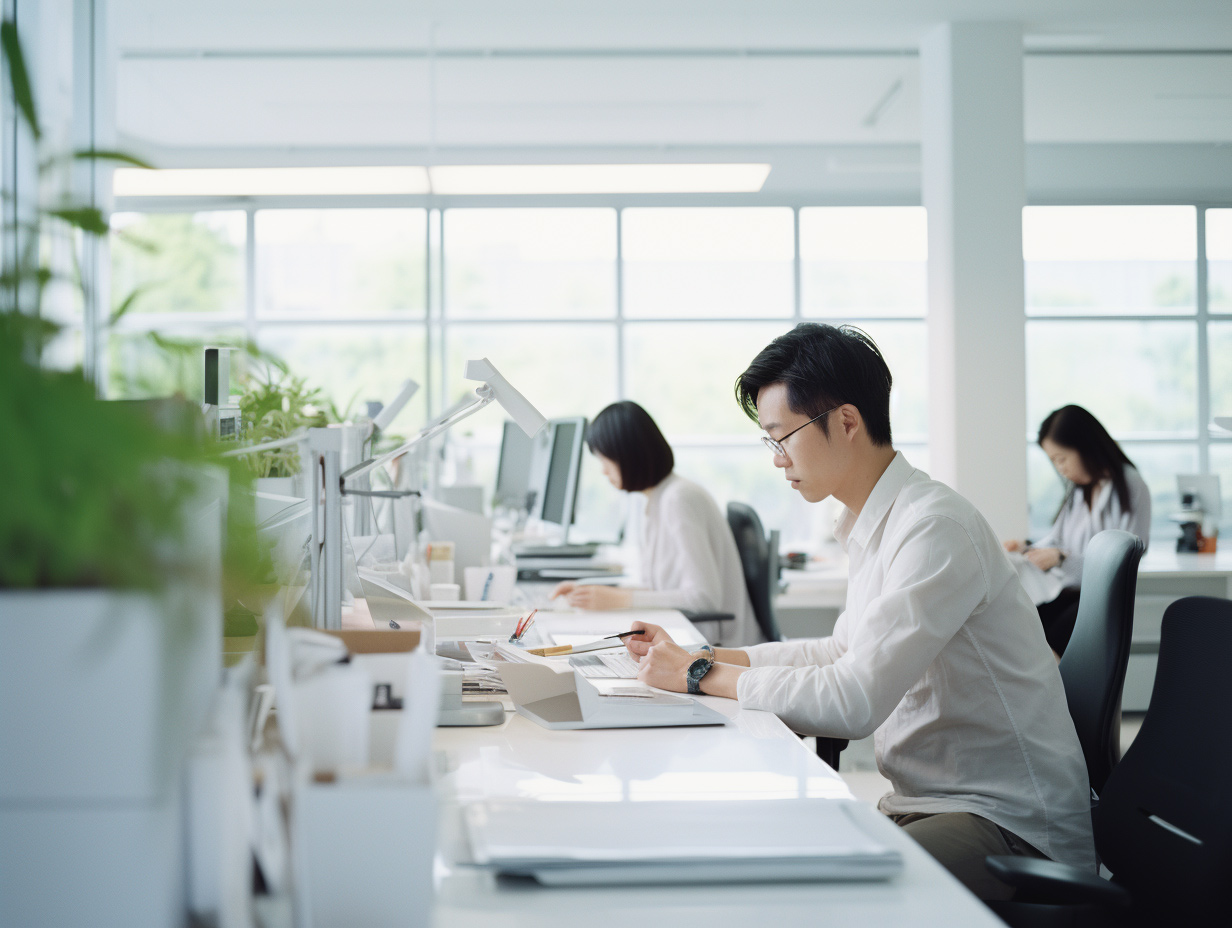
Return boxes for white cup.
[429,582,461,601]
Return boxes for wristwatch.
[686,656,714,695]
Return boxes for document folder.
[495,660,727,730]
[465,797,903,885]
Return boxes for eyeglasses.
[761,405,841,457]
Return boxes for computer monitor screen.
[538,417,587,527]
[494,419,535,510]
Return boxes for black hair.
[734,323,893,446]
[585,401,674,492]
[1038,405,1136,515]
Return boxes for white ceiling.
[109,1,1232,155]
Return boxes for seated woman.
[550,401,758,645]
[1004,404,1151,656]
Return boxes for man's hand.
[623,621,676,657]
[549,581,577,600]
[636,639,695,693]
[1003,539,1023,553]
[558,584,633,611]
[1025,547,1063,571]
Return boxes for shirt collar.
[834,451,915,552]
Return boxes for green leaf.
[1,21,40,142]
[108,287,148,327]
[73,149,155,169]
[47,207,109,236]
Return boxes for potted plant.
[0,22,259,928]
[238,356,332,497]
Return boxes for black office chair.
[1058,529,1144,800]
[986,596,1232,926]
[726,502,849,770]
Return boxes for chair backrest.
[726,502,783,643]
[1093,596,1232,921]
[1057,529,1144,797]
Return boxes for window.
[1022,205,1225,542]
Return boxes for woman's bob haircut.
[586,401,674,492]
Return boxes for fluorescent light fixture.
[113,166,431,197]
[428,163,771,195]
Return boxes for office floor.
[828,714,1147,805]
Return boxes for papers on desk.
[1007,552,1065,606]
[493,644,726,730]
[465,798,903,885]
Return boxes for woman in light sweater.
[550,401,758,645]
[1004,404,1151,656]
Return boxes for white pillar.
[921,22,1027,539]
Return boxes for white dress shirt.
[1033,464,1151,589]
[736,453,1095,871]
[629,473,759,646]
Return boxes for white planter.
[256,475,298,498]
[0,579,221,928]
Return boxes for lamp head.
[464,358,547,437]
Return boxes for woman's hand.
[1003,539,1023,553]
[549,581,577,600]
[635,639,695,693]
[1026,547,1063,571]
[558,584,633,611]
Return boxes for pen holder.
[293,767,438,928]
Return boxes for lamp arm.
[217,430,308,458]
[341,388,495,484]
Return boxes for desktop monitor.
[494,419,536,510]
[536,417,587,528]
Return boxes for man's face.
[755,382,842,504]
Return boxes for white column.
[921,22,1027,539]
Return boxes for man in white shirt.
[629,323,1094,900]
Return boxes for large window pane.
[800,207,926,318]
[1023,206,1196,316]
[624,322,790,436]
[107,326,247,400]
[444,209,615,318]
[622,208,793,318]
[256,325,426,427]
[1028,440,1197,542]
[1212,322,1232,430]
[256,209,426,317]
[1208,209,1232,312]
[1026,321,1197,436]
[858,320,928,442]
[445,323,617,435]
[111,211,246,315]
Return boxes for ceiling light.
[427,163,771,195]
[113,166,431,197]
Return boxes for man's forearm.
[697,662,747,699]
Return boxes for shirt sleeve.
[628,488,726,613]
[735,516,988,740]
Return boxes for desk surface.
[429,609,1000,927]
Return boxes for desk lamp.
[307,360,546,630]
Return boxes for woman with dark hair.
[550,400,757,645]
[1004,404,1151,656]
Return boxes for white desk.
[428,609,1001,927]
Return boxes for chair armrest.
[985,856,1130,907]
[680,611,736,624]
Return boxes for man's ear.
[837,404,862,441]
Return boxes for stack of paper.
[465,798,903,885]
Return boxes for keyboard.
[569,651,641,679]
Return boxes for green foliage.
[110,213,243,315]
[238,359,331,478]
